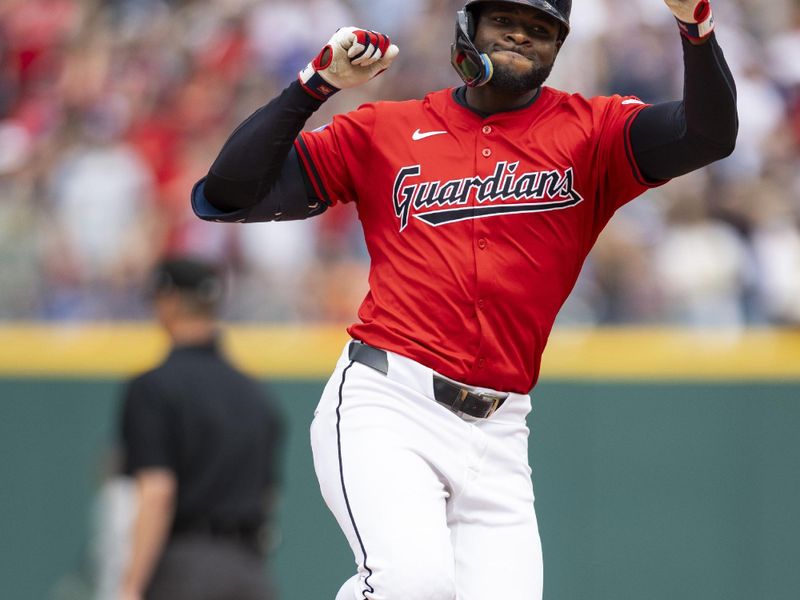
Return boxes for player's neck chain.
[392,161,583,231]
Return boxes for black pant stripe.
[336,361,375,599]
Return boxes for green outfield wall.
[1,326,799,600]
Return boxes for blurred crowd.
[1,0,798,325]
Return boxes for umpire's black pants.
[145,533,275,600]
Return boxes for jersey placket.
[468,120,499,381]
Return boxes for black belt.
[171,520,263,550]
[348,342,507,419]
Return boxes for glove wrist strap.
[298,68,340,101]
[675,2,714,42]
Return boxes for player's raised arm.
[190,28,398,223]
[629,0,738,181]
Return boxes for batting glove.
[664,0,714,42]
[298,27,399,101]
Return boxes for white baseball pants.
[310,342,543,600]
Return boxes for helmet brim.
[465,0,570,41]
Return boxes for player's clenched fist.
[664,0,714,41]
[299,27,399,101]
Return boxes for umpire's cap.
[148,256,225,310]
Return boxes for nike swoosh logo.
[621,99,645,105]
[412,129,448,141]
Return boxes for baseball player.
[191,1,737,598]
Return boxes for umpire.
[118,257,284,600]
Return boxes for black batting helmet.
[451,0,572,87]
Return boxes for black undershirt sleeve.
[630,34,738,182]
[202,81,324,213]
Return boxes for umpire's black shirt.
[120,338,283,536]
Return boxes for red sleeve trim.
[294,136,334,205]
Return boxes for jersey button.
[482,125,492,135]
[478,358,486,368]
[477,238,487,249]
[481,148,492,157]
[478,299,485,309]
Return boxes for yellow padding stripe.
[541,328,800,380]
[0,324,799,380]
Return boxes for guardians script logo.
[392,161,583,231]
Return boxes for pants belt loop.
[348,341,388,375]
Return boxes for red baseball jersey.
[296,87,663,393]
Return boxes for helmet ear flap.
[452,8,493,87]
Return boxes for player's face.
[473,3,563,93]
